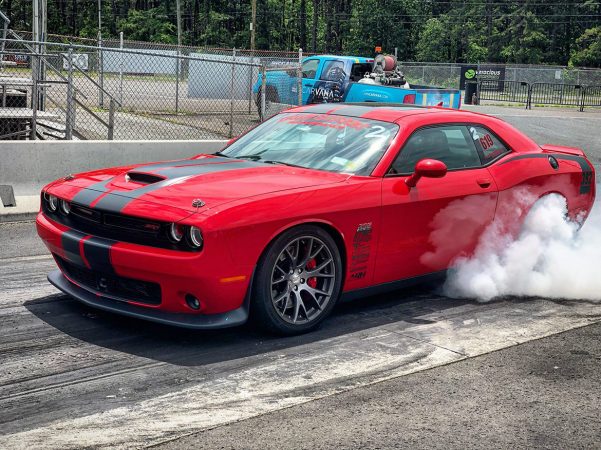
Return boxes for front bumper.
[48,270,249,329]
[37,212,254,327]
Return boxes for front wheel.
[251,225,343,335]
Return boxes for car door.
[374,124,499,285]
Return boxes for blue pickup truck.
[253,55,461,111]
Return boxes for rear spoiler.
[541,144,585,157]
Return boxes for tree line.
[2,0,600,66]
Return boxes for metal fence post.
[297,48,303,105]
[248,50,255,114]
[31,66,38,140]
[526,83,532,110]
[261,65,267,121]
[98,36,104,108]
[108,98,115,139]
[65,46,74,140]
[175,46,180,114]
[119,32,124,104]
[229,48,236,138]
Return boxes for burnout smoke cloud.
[444,192,601,302]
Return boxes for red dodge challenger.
[37,104,596,334]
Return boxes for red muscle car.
[37,104,596,334]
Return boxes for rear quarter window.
[468,125,510,164]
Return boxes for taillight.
[403,94,416,104]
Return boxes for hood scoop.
[125,171,166,185]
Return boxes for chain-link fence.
[0,31,304,141]
[400,62,462,89]
[400,61,601,91]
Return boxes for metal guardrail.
[580,85,601,111]
[477,80,601,111]
[529,82,583,108]
[478,80,530,104]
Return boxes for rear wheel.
[252,225,343,335]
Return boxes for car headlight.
[187,226,203,249]
[168,223,185,243]
[59,199,71,215]
[44,193,58,212]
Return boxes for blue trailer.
[253,55,461,111]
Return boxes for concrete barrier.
[0,140,227,197]
[0,139,227,222]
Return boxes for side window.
[390,125,482,174]
[468,125,510,164]
[302,59,319,79]
[320,60,346,81]
[350,63,371,81]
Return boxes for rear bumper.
[48,269,249,329]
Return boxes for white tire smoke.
[444,193,601,302]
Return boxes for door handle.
[304,84,312,87]
[477,178,492,188]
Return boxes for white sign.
[62,53,89,71]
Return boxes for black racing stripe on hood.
[83,237,116,274]
[61,229,87,267]
[132,156,231,172]
[92,160,259,213]
[71,157,230,207]
[71,178,113,207]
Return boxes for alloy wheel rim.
[270,235,336,325]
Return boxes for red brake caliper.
[306,259,317,288]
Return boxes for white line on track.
[1,297,599,449]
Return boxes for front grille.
[70,204,103,223]
[56,255,162,306]
[42,195,196,252]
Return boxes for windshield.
[220,113,398,175]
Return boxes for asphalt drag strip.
[0,249,599,449]
[160,321,601,450]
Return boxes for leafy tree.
[499,10,547,64]
[117,8,177,44]
[2,0,600,65]
[570,26,601,67]
[415,18,449,62]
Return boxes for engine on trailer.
[358,54,410,88]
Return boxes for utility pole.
[250,0,257,51]
[176,0,182,48]
[32,0,47,110]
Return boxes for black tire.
[251,225,343,335]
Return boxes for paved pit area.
[0,106,599,449]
